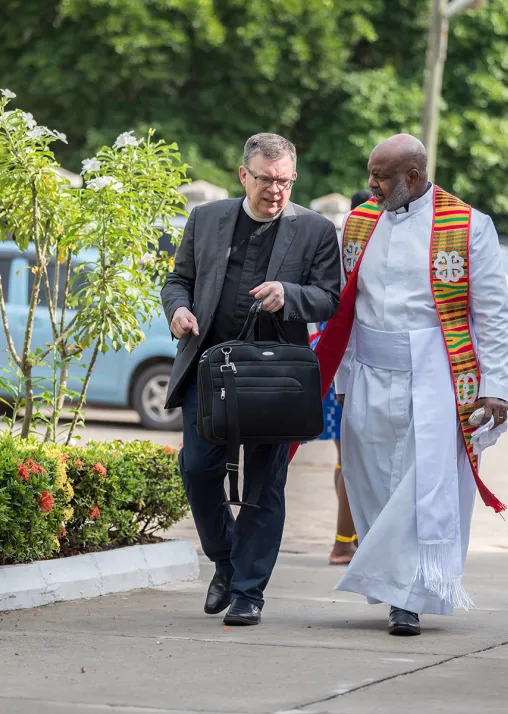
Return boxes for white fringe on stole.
[415,543,475,611]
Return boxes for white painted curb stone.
[0,540,199,612]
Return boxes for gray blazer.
[161,198,341,408]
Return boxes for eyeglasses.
[243,166,295,191]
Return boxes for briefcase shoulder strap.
[221,365,241,504]
[221,363,264,509]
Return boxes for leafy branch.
[0,90,187,442]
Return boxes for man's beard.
[375,177,412,212]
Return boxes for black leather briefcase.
[197,301,323,507]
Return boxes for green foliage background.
[1,0,507,231]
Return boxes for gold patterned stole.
[341,199,382,280]
[341,188,505,512]
[429,189,481,480]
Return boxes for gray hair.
[243,133,297,171]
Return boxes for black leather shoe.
[223,597,261,626]
[204,572,232,615]
[388,606,421,636]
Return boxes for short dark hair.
[243,133,297,171]
[351,189,373,210]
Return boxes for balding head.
[368,134,429,211]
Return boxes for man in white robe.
[334,134,508,635]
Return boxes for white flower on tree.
[0,111,19,127]
[80,157,102,175]
[113,130,140,149]
[27,126,52,140]
[26,125,67,142]
[140,252,156,266]
[21,112,37,129]
[1,89,16,99]
[86,176,124,192]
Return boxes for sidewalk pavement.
[1,439,507,713]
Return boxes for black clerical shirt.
[203,206,280,349]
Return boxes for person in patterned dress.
[319,189,373,565]
[311,322,357,564]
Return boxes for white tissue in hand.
[471,416,507,455]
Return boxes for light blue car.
[0,239,182,430]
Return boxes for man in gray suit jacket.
[161,133,340,626]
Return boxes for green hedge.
[0,436,188,565]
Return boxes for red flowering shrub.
[1,436,187,563]
[25,459,46,475]
[17,463,30,481]
[63,440,187,551]
[61,443,117,550]
[39,490,55,514]
[0,437,70,564]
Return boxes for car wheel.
[131,362,183,431]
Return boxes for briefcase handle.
[237,300,290,344]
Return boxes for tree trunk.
[45,357,69,443]
[65,341,100,444]
[421,0,449,182]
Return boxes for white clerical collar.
[242,197,282,222]
[393,182,434,215]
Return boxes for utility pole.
[421,0,488,182]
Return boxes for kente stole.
[290,186,505,514]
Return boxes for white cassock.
[334,186,508,615]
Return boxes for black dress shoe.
[204,572,232,614]
[223,597,261,626]
[388,606,421,636]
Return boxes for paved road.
[1,408,507,713]
[1,552,507,714]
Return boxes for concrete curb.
[0,540,199,612]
